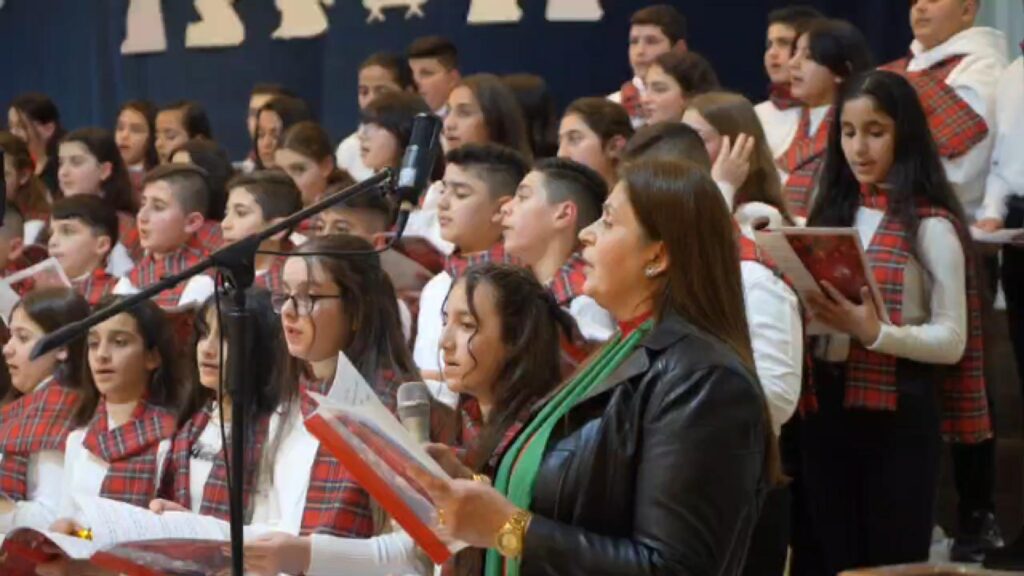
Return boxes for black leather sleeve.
[520,365,766,576]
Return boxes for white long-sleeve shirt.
[981,56,1024,220]
[904,27,1008,220]
[754,99,802,159]
[0,451,65,533]
[819,208,968,365]
[742,261,803,434]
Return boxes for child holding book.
[242,263,571,576]
[48,196,120,307]
[795,69,990,574]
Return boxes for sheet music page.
[320,354,448,476]
[74,495,228,549]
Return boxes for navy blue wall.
[0,0,912,159]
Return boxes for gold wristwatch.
[495,509,532,558]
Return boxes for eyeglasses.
[271,292,343,315]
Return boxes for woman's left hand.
[242,533,311,576]
[408,467,522,549]
[806,282,883,345]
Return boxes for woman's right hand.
[712,134,755,192]
[148,499,188,515]
[425,443,475,480]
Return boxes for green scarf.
[484,320,654,576]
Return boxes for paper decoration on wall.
[186,0,245,48]
[274,0,335,39]
[546,0,603,22]
[364,0,427,23]
[122,0,168,54]
[466,0,521,24]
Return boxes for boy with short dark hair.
[609,4,688,127]
[221,170,303,292]
[48,195,120,306]
[413,144,526,378]
[406,36,461,117]
[501,158,615,341]
[114,164,214,308]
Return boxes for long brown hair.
[458,74,533,162]
[621,159,781,483]
[686,91,793,224]
[0,131,52,219]
[452,264,572,470]
[280,234,419,396]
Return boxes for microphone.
[397,381,432,444]
[392,114,443,239]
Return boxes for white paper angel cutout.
[186,0,245,48]
[273,0,335,39]
[546,0,603,22]
[122,0,168,55]
[466,0,521,24]
[364,0,427,24]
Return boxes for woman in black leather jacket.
[415,158,777,576]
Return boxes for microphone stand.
[32,168,395,576]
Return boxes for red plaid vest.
[619,79,643,125]
[776,106,834,219]
[444,244,516,281]
[0,379,79,500]
[880,55,989,160]
[297,370,399,537]
[802,188,992,444]
[163,406,271,522]
[195,221,223,253]
[128,235,209,309]
[82,398,179,508]
[768,83,802,111]
[547,253,588,307]
[72,267,119,308]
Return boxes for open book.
[754,227,890,335]
[1,495,232,576]
[0,258,71,325]
[303,353,466,564]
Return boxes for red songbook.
[754,227,889,335]
[0,495,232,576]
[304,353,466,565]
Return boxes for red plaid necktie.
[777,106,834,219]
[0,379,80,500]
[859,183,888,211]
[72,268,119,308]
[82,398,178,508]
[619,80,643,124]
[547,253,588,307]
[128,235,210,309]
[444,244,516,280]
[195,221,223,253]
[768,83,802,110]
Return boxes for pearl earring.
[645,265,657,278]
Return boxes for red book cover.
[302,353,465,565]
